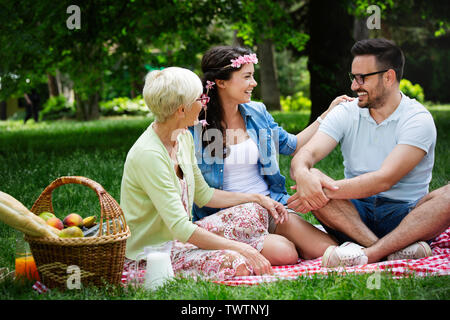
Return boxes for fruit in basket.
[63,213,84,228]
[46,217,64,230]
[82,216,97,228]
[59,226,84,238]
[38,211,56,222]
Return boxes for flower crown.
[225,53,258,69]
[199,53,257,128]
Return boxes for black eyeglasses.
[348,69,389,85]
[196,94,210,107]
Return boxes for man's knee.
[420,184,450,212]
[438,184,450,204]
[435,184,450,216]
[427,184,450,199]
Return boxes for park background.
[1,0,449,121]
[0,0,449,300]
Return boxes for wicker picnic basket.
[24,176,130,290]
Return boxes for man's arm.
[323,144,426,200]
[288,131,339,213]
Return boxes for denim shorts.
[318,196,420,245]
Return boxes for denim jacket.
[188,101,297,221]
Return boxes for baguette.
[0,191,59,238]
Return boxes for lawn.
[0,106,449,300]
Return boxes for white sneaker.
[387,241,432,261]
[321,242,368,268]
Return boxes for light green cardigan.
[120,123,214,260]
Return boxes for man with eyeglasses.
[288,38,449,267]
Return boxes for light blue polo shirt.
[319,92,436,202]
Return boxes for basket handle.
[30,176,127,236]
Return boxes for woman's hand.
[188,227,272,276]
[321,95,354,119]
[256,195,289,225]
[234,242,273,275]
[328,95,354,110]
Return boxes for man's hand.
[287,168,338,213]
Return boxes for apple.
[63,213,84,228]
[38,211,56,222]
[46,217,64,230]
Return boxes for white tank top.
[223,138,270,196]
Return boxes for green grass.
[1,272,448,300]
[0,107,449,300]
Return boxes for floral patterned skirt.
[125,202,270,282]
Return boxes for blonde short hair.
[143,67,202,123]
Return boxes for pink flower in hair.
[245,54,258,64]
[230,57,243,68]
[199,119,209,127]
[206,80,215,90]
[230,53,258,68]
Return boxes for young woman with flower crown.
[189,46,354,263]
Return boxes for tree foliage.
[1,0,448,121]
[0,0,232,119]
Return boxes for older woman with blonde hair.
[120,67,288,280]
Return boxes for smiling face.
[351,55,388,109]
[219,63,257,105]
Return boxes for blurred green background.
[1,0,448,124]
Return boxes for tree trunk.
[232,30,245,47]
[257,38,281,110]
[353,17,369,41]
[307,0,354,124]
[47,73,59,97]
[74,91,100,121]
[0,101,6,120]
[131,79,143,99]
[130,85,136,99]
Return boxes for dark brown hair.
[351,38,405,82]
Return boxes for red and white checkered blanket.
[121,227,450,287]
